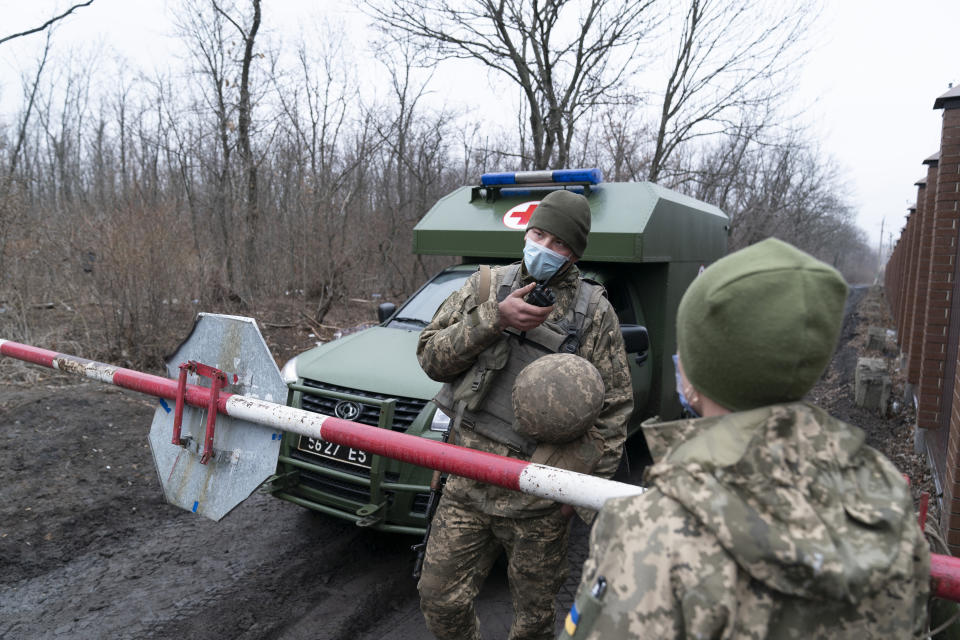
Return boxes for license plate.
[297,435,371,469]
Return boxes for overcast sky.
[1,0,957,252]
[798,1,959,251]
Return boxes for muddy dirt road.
[0,379,592,640]
[0,285,929,639]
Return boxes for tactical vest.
[433,263,606,456]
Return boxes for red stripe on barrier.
[0,341,57,368]
[111,368,180,400]
[932,552,960,602]
[321,416,527,490]
[0,341,234,416]
[110,367,232,409]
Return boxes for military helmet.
[512,353,605,444]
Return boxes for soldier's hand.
[498,283,554,331]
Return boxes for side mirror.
[620,324,650,367]
[377,302,397,324]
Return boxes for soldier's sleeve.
[581,300,633,479]
[417,270,505,383]
[560,492,739,640]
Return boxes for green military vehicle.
[269,169,728,535]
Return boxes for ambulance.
[269,169,728,535]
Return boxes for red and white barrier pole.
[3,337,960,601]
[0,339,641,510]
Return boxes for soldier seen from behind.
[561,238,930,639]
[416,189,634,640]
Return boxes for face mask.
[672,354,700,418]
[523,239,569,282]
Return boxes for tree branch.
[0,1,95,46]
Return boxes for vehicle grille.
[290,380,427,507]
[299,379,427,432]
[298,468,370,502]
[297,468,396,508]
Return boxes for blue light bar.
[480,168,603,187]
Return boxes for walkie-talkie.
[525,282,556,307]
[519,275,556,343]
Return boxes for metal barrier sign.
[147,314,288,521]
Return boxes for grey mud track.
[1,288,868,640]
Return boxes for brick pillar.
[886,238,901,330]
[888,238,900,320]
[901,207,917,355]
[917,150,942,425]
[928,85,960,553]
[905,179,928,384]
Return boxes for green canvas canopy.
[413,181,728,263]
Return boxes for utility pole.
[877,216,885,282]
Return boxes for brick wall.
[911,162,939,389]
[917,148,947,429]
[885,84,960,553]
[901,203,918,381]
[937,92,960,551]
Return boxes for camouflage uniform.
[561,402,931,639]
[418,263,633,640]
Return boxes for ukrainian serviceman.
[417,189,634,640]
[561,238,930,639]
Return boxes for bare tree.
[685,125,860,278]
[0,32,55,285]
[593,102,649,181]
[0,1,95,46]
[364,0,660,169]
[176,0,241,294]
[7,32,53,177]
[646,0,816,183]
[213,0,262,294]
[368,40,458,291]
[270,23,371,321]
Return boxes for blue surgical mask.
[672,353,700,418]
[523,239,569,282]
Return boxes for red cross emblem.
[502,201,540,230]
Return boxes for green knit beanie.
[677,238,848,411]
[528,190,591,257]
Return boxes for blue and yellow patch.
[564,601,580,636]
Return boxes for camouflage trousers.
[417,495,571,640]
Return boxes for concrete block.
[855,357,890,416]
[867,326,887,351]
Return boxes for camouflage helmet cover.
[512,353,605,444]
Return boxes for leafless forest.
[0,0,877,371]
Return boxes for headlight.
[429,407,451,433]
[280,356,299,385]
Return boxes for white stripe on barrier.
[224,394,330,435]
[518,464,645,511]
[226,394,640,511]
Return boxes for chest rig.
[433,263,605,456]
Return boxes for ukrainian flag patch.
[564,601,580,635]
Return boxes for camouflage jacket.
[417,263,633,518]
[562,402,930,639]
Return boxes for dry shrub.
[78,203,198,370]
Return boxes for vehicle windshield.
[386,270,472,329]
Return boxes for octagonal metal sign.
[148,313,288,521]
